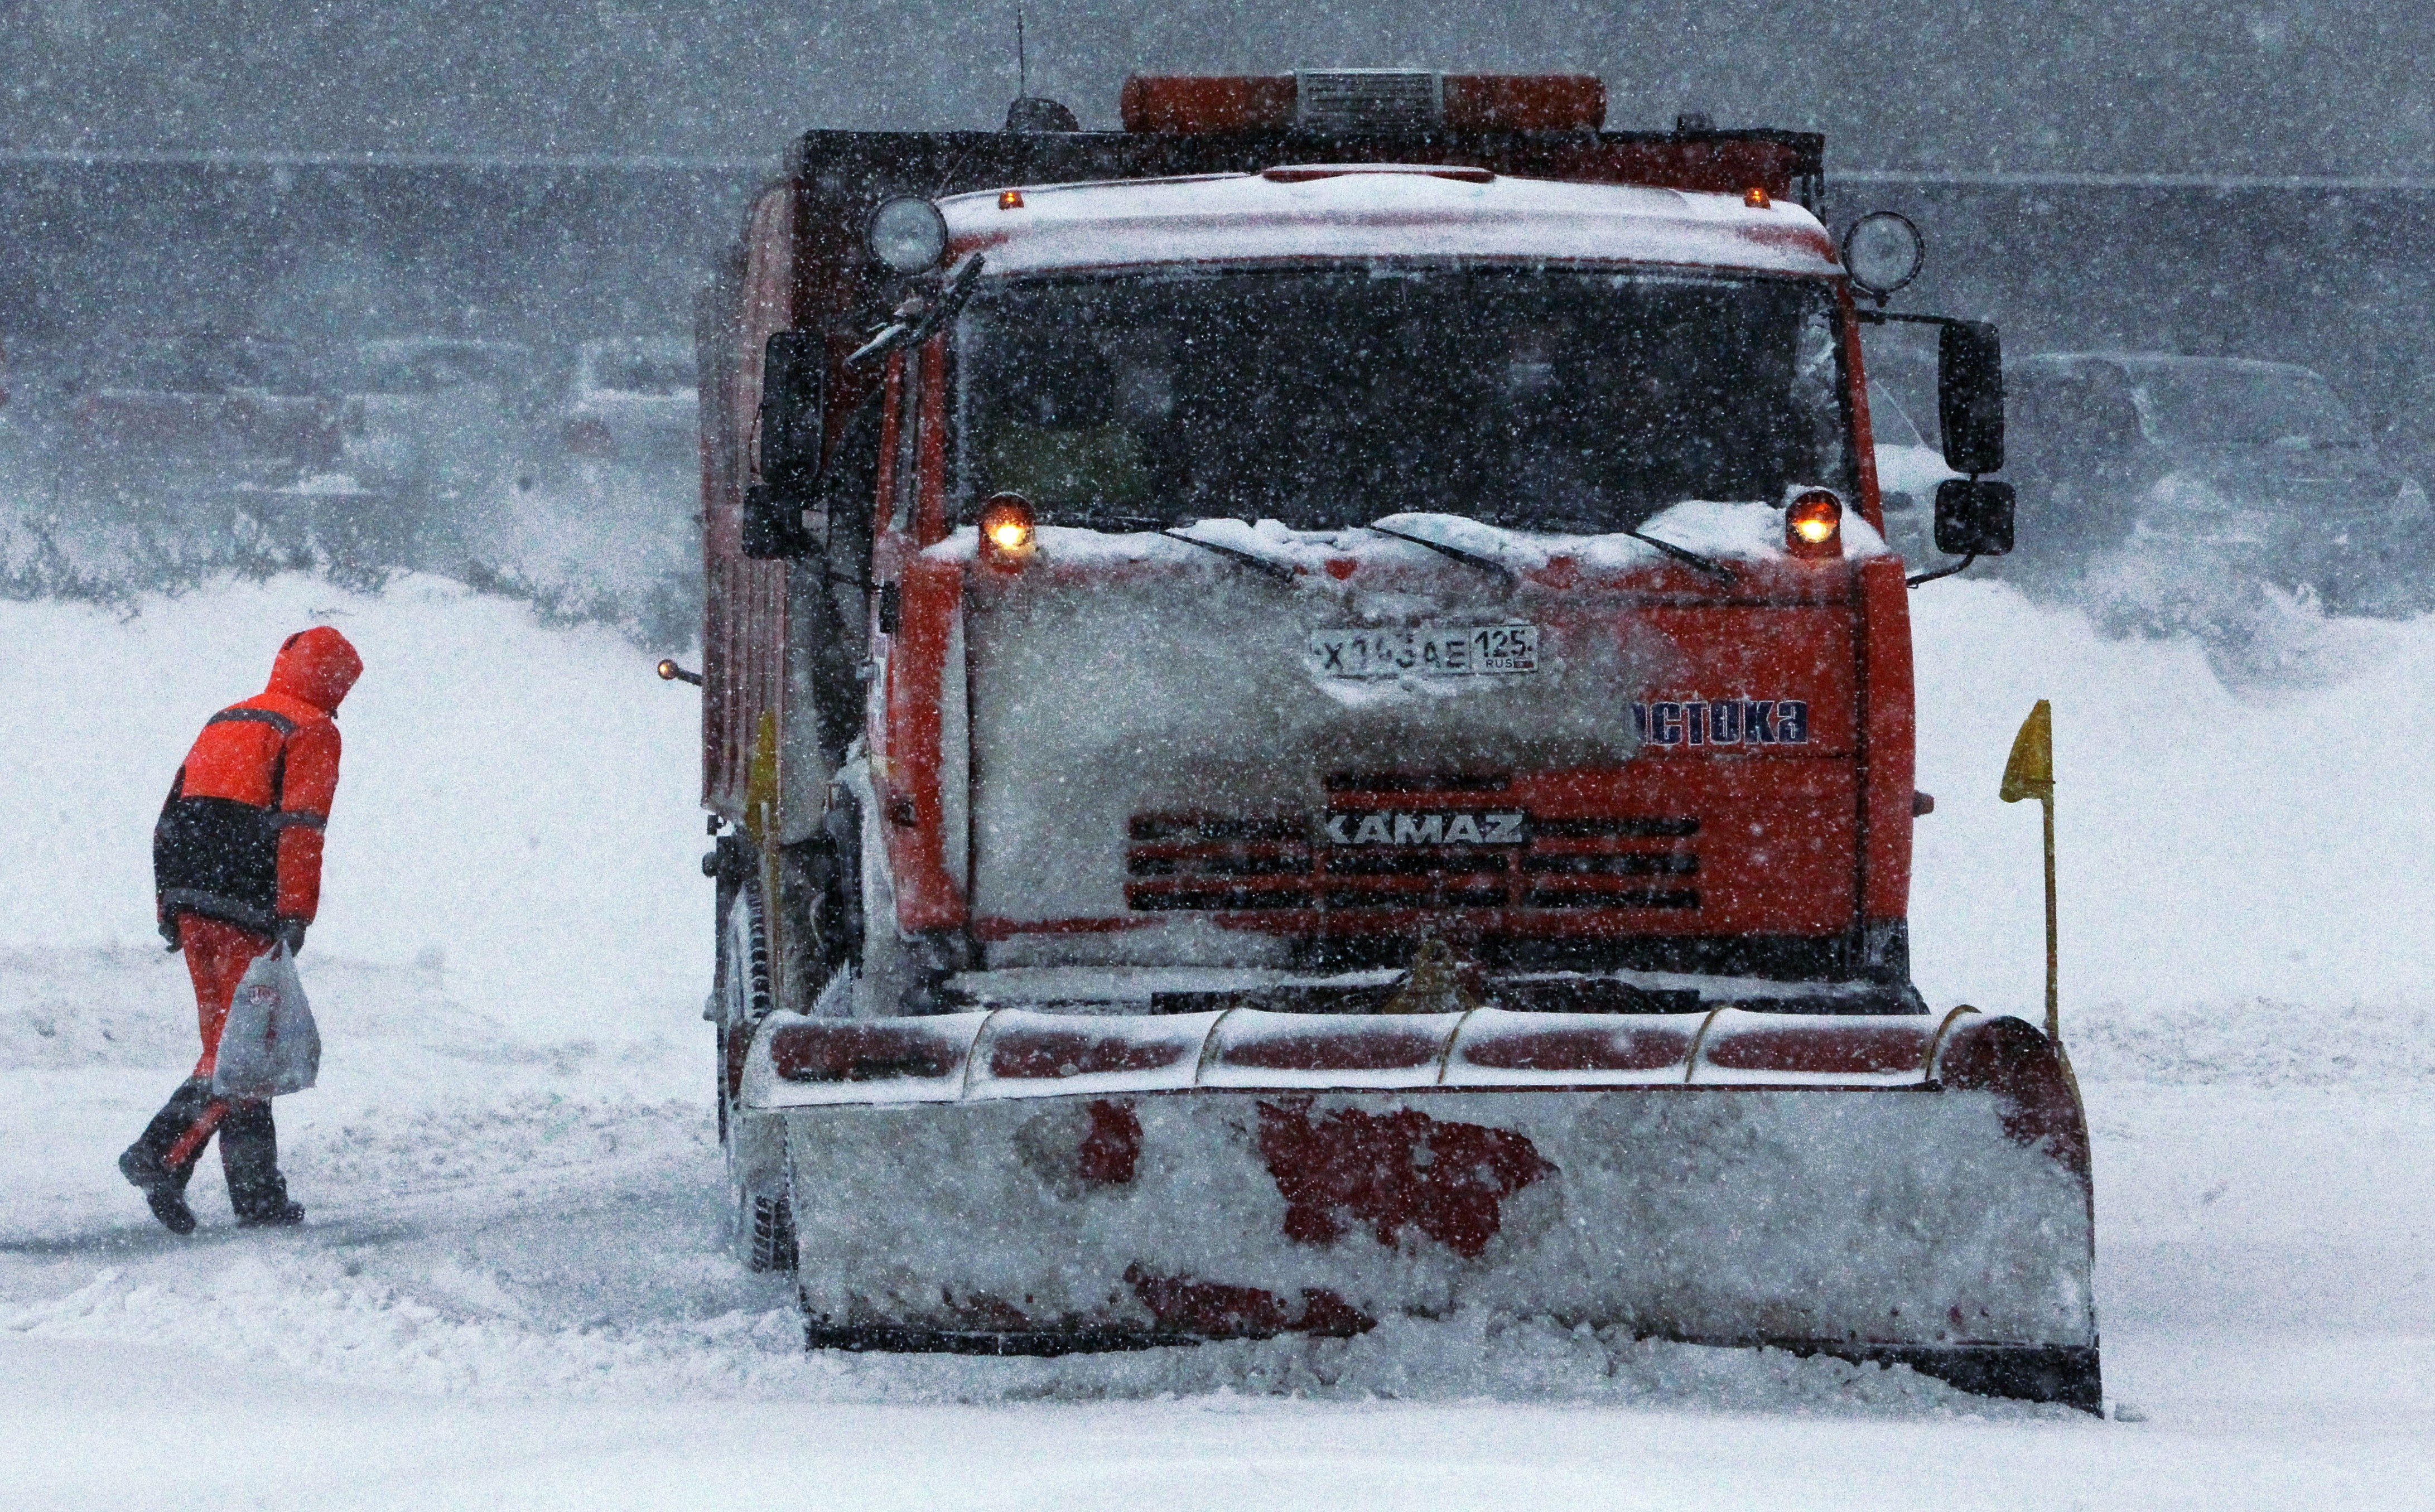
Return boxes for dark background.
[4,1,2427,173]
[3,3,2432,426]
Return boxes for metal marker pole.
[2043,784,2058,1042]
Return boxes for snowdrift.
[0,573,708,1036]
[1908,578,2435,1015]
[4,569,2434,1465]
[5,569,2429,1029]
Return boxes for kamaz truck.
[683,70,2090,1408]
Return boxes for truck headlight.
[1786,490,1843,560]
[980,492,1038,566]
[867,197,949,274]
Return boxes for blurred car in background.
[335,339,541,568]
[2374,367,2435,509]
[558,336,697,472]
[0,335,30,496]
[67,331,339,500]
[338,337,539,510]
[2008,352,2433,612]
[460,331,701,633]
[463,335,702,632]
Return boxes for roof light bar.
[1296,69,1442,131]
[1441,74,1607,132]
[1118,73,1605,135]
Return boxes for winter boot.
[118,1146,197,1236]
[220,1099,298,1227]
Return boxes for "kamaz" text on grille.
[1322,811,1527,845]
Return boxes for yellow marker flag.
[1999,700,2061,1045]
[1999,699,2054,804]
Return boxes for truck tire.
[709,834,745,1144]
[715,867,795,1273]
[746,1186,798,1274]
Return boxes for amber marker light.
[979,492,1038,565]
[999,189,1025,210]
[1744,185,1771,208]
[1785,490,1843,560]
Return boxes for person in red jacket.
[119,626,362,1235]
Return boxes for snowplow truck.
[693,70,2094,1410]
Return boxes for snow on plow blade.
[744,1006,2099,1409]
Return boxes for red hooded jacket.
[155,627,363,939]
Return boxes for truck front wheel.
[714,866,795,1273]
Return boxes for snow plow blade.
[745,1005,2099,1410]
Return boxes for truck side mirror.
[742,331,826,560]
[1938,321,2004,476]
[741,484,818,558]
[1933,478,2014,556]
[759,330,825,490]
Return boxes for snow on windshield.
[1867,380,1928,449]
[952,267,1851,533]
[2128,363,2364,449]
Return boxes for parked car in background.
[2007,352,2433,612]
[337,337,538,525]
[464,334,701,632]
[558,336,697,471]
[2374,366,2435,509]
[68,331,338,501]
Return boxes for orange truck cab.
[698,71,2011,1022]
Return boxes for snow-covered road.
[4,576,2431,1509]
[7,1066,2429,1509]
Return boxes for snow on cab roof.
[941,167,1840,280]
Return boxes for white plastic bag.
[211,944,321,1098]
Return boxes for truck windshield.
[951,265,1850,533]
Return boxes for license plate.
[1308,624,1539,679]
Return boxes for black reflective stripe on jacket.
[153,708,295,935]
[204,708,298,736]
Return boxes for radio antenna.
[1000,7,1074,132]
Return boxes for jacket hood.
[266,626,363,713]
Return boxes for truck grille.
[1125,811,1700,913]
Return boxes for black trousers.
[126,1077,290,1219]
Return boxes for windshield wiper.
[959,506,1298,580]
[1364,521,1520,584]
[1623,527,1733,579]
[1163,526,1298,582]
[848,255,987,366]
[1055,512,1170,532]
